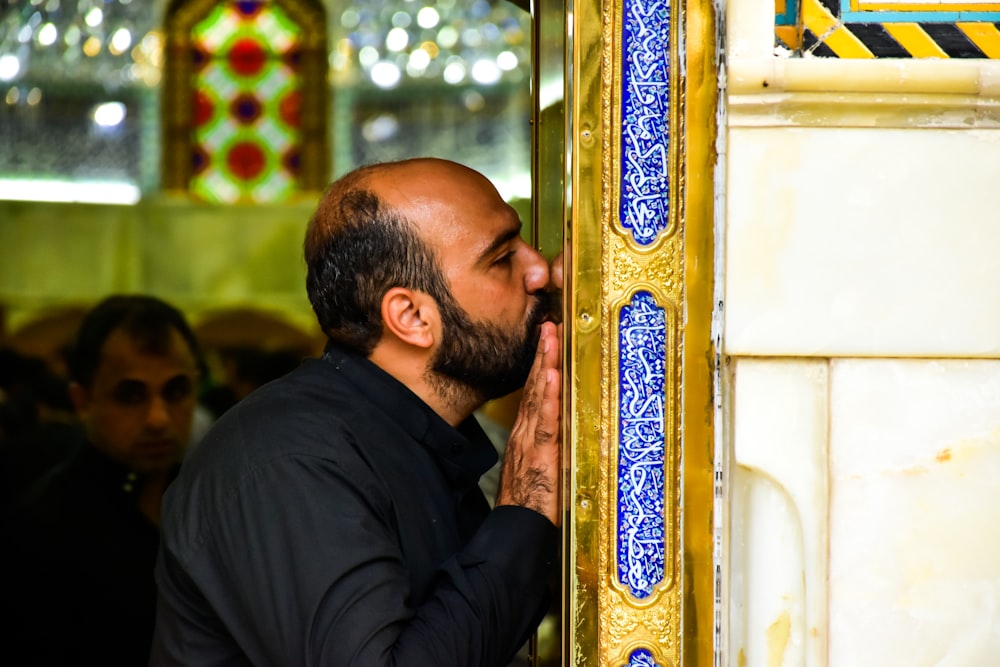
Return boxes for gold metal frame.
[680,0,718,662]
[540,0,719,663]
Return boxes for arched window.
[162,0,327,202]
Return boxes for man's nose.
[146,395,171,430]
[523,245,551,293]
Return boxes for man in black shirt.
[151,158,563,666]
[3,295,204,666]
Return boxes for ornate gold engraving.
[563,0,717,664]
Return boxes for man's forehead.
[371,158,494,200]
[366,160,520,252]
[95,328,198,378]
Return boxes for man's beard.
[428,290,553,406]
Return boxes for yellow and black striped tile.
[777,0,1000,58]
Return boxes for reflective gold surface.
[532,0,569,262]
[556,0,718,664]
[681,0,720,664]
[564,0,605,661]
[531,0,569,663]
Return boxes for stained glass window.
[188,2,303,202]
[1,0,530,204]
[162,0,326,203]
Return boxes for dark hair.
[67,295,205,387]
[305,173,452,355]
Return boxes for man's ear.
[69,381,90,417]
[380,287,438,350]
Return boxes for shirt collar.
[76,444,179,500]
[322,344,498,490]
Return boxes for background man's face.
[72,327,199,475]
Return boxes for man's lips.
[136,439,178,454]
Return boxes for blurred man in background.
[2,294,204,666]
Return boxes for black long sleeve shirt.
[2,444,164,666]
[150,347,558,666]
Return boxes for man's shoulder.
[2,448,120,555]
[217,358,374,448]
[244,355,358,408]
[172,357,410,505]
[161,358,419,564]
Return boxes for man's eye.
[112,383,148,405]
[162,377,194,404]
[493,251,515,266]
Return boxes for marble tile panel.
[730,358,829,667]
[725,126,1000,358]
[829,358,1000,667]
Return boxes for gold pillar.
[535,0,719,663]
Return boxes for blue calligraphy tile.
[617,291,666,599]
[626,647,662,667]
[621,0,671,246]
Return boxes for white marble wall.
[828,360,1000,667]
[728,358,1000,666]
[729,359,829,667]
[724,127,1000,359]
[722,2,1000,664]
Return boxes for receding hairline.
[305,158,478,257]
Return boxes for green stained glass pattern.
[192,2,300,55]
[190,2,303,203]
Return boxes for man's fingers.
[523,322,552,396]
[533,367,560,447]
[496,322,563,524]
[521,322,556,413]
[509,322,559,446]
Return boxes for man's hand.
[496,321,562,525]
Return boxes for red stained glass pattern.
[227,141,266,180]
[228,38,266,77]
[189,2,303,202]
[193,90,215,127]
[278,91,301,129]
